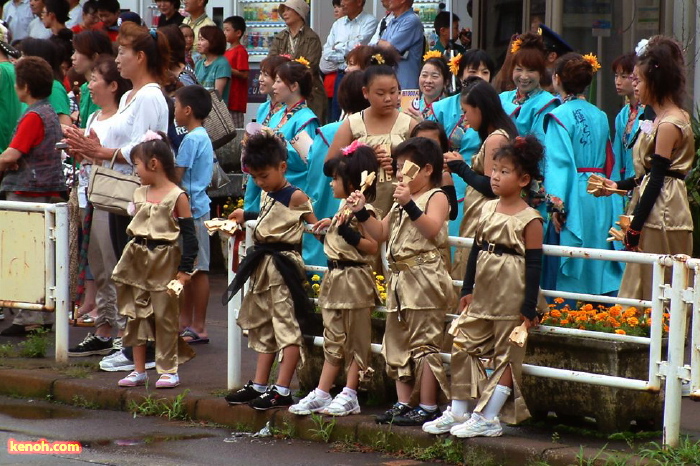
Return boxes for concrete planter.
[521,332,665,432]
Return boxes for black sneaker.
[392,406,442,426]
[225,380,265,405]
[375,402,412,424]
[248,386,293,411]
[68,333,113,357]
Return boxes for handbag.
[203,89,237,150]
[210,155,230,190]
[87,149,140,216]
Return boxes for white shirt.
[369,13,393,46]
[115,83,169,164]
[27,16,51,38]
[66,4,83,29]
[2,0,33,41]
[320,11,378,74]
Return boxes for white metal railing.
[0,201,70,362]
[225,221,697,448]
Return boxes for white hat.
[279,0,309,21]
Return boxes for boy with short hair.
[432,11,466,55]
[0,56,66,336]
[173,85,214,346]
[223,15,249,128]
[96,0,120,41]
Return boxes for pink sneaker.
[118,371,147,387]
[156,373,180,388]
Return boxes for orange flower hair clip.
[448,54,462,76]
[370,53,385,65]
[423,50,443,62]
[294,56,310,68]
[510,38,523,54]
[582,53,601,73]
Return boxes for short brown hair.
[554,53,594,95]
[260,54,290,79]
[512,32,546,76]
[276,61,313,99]
[15,56,54,99]
[198,25,226,56]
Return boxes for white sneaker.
[118,371,148,387]
[99,349,156,372]
[450,412,503,438]
[155,373,180,388]
[323,392,360,416]
[288,390,332,415]
[423,407,466,434]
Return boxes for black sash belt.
[327,259,366,270]
[222,242,313,334]
[132,236,175,250]
[480,241,521,256]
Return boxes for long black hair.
[461,79,517,142]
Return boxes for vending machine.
[412,0,443,49]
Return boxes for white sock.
[275,385,291,396]
[314,388,331,399]
[419,403,438,412]
[450,399,474,418]
[341,387,357,398]
[481,385,512,420]
[252,383,267,393]
[97,336,111,342]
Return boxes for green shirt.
[432,40,466,56]
[19,80,71,118]
[195,55,231,103]
[78,82,100,129]
[0,62,22,152]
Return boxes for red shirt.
[71,21,105,34]
[224,44,250,113]
[9,112,61,197]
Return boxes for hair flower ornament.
[582,53,601,73]
[423,50,443,62]
[370,53,385,65]
[294,56,310,68]
[141,130,163,142]
[510,38,523,54]
[448,54,462,76]
[279,53,292,60]
[341,140,366,156]
[635,38,649,57]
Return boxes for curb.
[0,368,652,465]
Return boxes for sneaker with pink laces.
[156,373,180,388]
[118,371,148,387]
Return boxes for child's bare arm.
[290,189,318,224]
[402,189,449,240]
[325,120,352,162]
[174,192,193,218]
[355,221,379,255]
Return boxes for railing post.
[53,203,69,363]
[647,260,666,390]
[691,265,700,400]
[663,255,689,448]
[226,233,242,391]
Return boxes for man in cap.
[269,0,327,123]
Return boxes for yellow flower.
[623,307,638,318]
[423,50,443,62]
[448,54,462,76]
[376,275,385,282]
[376,285,385,293]
[311,274,321,282]
[554,297,565,304]
[627,317,639,327]
[294,56,310,68]
[510,38,522,54]
[582,53,601,73]
[615,329,626,335]
[371,53,385,65]
[379,292,387,301]
[311,283,320,293]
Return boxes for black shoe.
[68,333,113,356]
[248,386,293,410]
[392,406,442,426]
[225,381,265,405]
[375,402,412,424]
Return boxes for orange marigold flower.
[663,312,670,319]
[582,303,593,312]
[554,297,565,304]
[623,308,638,318]
[550,309,562,318]
[663,325,670,333]
[594,312,608,321]
[615,329,626,335]
[576,315,588,323]
[548,304,556,308]
[560,319,570,325]
[609,307,621,317]
[627,317,639,327]
[644,308,652,315]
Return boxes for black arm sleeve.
[447,160,496,198]
[630,154,671,232]
[243,211,259,221]
[337,222,362,246]
[460,243,480,297]
[441,185,458,220]
[615,176,638,191]
[178,217,198,273]
[521,249,543,320]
